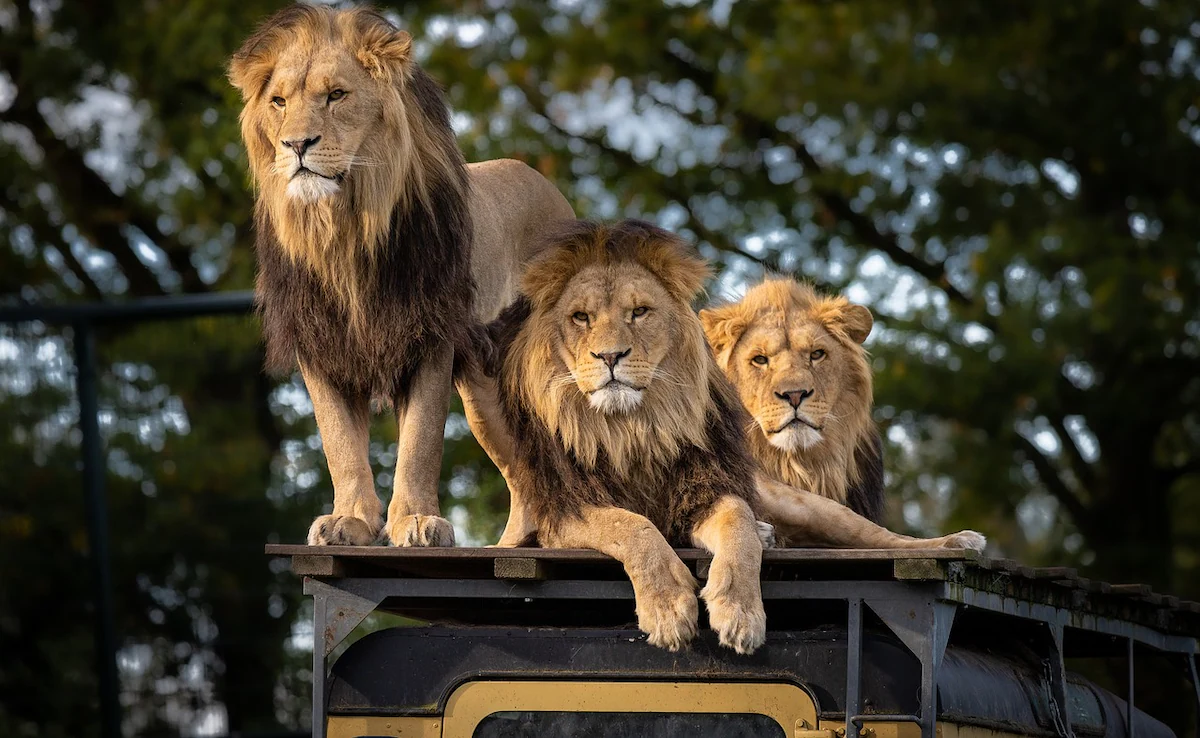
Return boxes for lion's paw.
[941,530,987,552]
[634,557,698,652]
[701,586,767,655]
[387,514,456,547]
[307,514,381,546]
[755,520,776,549]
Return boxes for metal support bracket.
[305,578,387,738]
[866,597,957,738]
[1188,653,1200,738]
[846,598,863,738]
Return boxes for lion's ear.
[837,303,874,344]
[228,32,282,100]
[699,304,749,369]
[520,249,577,313]
[357,26,413,80]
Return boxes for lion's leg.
[301,362,382,546]
[758,475,987,551]
[387,344,455,547]
[455,369,536,547]
[691,495,767,654]
[542,506,698,651]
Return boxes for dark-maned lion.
[228,5,574,547]
[487,220,767,653]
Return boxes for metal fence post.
[74,321,121,738]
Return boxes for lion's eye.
[631,306,649,318]
[327,89,346,102]
[271,96,286,108]
[752,355,769,366]
[810,349,826,361]
[572,311,590,325]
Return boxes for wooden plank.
[1029,566,1079,582]
[1076,578,1112,595]
[893,558,948,581]
[264,544,978,562]
[494,558,546,581]
[291,555,345,578]
[978,558,1020,574]
[1111,584,1153,598]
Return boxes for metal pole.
[845,598,862,738]
[74,322,121,738]
[1126,638,1134,738]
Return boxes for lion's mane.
[231,5,475,401]
[486,220,758,543]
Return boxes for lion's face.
[229,6,415,205]
[555,262,680,414]
[504,221,715,473]
[258,44,386,203]
[702,280,873,453]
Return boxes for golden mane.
[228,4,465,330]
[504,221,718,480]
[703,279,879,516]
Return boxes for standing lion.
[228,5,574,547]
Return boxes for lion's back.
[466,159,575,320]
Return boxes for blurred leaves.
[3,0,1200,735]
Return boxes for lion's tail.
[454,297,533,381]
[452,320,501,380]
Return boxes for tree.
[3,0,1198,734]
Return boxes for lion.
[701,278,985,550]
[228,5,574,547]
[485,221,983,654]
[486,220,768,653]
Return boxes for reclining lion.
[702,278,984,549]
[487,220,984,654]
[228,5,573,547]
[487,220,767,653]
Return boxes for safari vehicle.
[266,545,1200,738]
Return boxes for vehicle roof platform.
[267,545,1200,738]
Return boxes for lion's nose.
[592,349,631,369]
[281,135,321,157]
[776,388,813,408]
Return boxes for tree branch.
[0,188,104,299]
[516,79,831,280]
[3,47,209,294]
[4,95,167,296]
[1046,412,1098,494]
[659,47,972,306]
[1014,433,1090,527]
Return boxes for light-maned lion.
[228,5,574,547]
[701,278,985,550]
[487,220,768,654]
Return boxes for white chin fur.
[588,385,644,414]
[767,423,823,452]
[286,175,340,203]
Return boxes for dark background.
[2,0,1199,735]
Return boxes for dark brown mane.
[487,220,759,545]
[255,65,476,402]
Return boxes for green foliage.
[2,0,1199,735]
